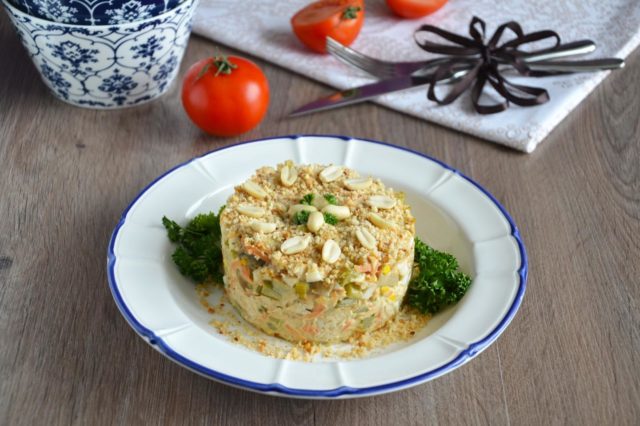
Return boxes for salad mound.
[219,162,415,343]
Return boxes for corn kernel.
[295,282,309,299]
[389,293,397,302]
[380,286,391,296]
[381,264,391,275]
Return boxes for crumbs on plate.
[196,283,429,361]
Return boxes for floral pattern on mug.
[4,0,198,109]
[40,63,72,99]
[36,0,79,23]
[105,0,158,25]
[48,41,100,75]
[12,0,185,25]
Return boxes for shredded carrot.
[307,302,327,318]
[355,263,372,273]
[342,319,353,331]
[245,244,269,262]
[230,260,253,283]
[301,323,318,335]
[285,324,307,341]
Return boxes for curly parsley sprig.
[161,206,225,284]
[405,238,472,314]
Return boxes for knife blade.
[290,38,613,117]
[289,76,429,117]
[289,57,624,117]
[289,70,467,117]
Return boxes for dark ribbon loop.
[414,25,482,56]
[501,30,561,50]
[427,62,482,105]
[469,16,486,43]
[415,16,563,114]
[488,21,523,49]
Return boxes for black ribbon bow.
[415,17,562,114]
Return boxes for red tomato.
[385,0,448,19]
[291,0,365,53]
[181,56,269,137]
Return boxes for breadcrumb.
[197,284,430,361]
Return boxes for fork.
[326,37,598,79]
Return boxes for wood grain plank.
[312,347,509,426]
[493,49,640,426]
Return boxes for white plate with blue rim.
[107,135,527,399]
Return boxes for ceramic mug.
[8,0,185,25]
[3,0,198,109]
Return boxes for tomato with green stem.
[291,0,365,53]
[181,55,269,137]
[385,0,448,19]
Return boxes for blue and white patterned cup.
[2,0,198,109]
[9,0,186,26]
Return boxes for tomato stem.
[213,55,238,76]
[196,54,238,81]
[341,6,361,20]
[196,62,212,80]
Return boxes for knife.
[289,72,457,117]
[289,57,624,117]
[290,37,625,118]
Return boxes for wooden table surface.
[1,10,639,425]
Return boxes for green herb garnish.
[162,206,225,284]
[405,238,472,314]
[163,217,182,242]
[323,212,338,225]
[323,193,338,205]
[294,210,311,224]
[300,193,314,205]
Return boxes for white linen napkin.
[192,0,640,152]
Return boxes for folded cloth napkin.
[192,0,640,152]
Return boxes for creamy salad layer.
[220,162,415,343]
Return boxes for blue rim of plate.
[107,135,528,398]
